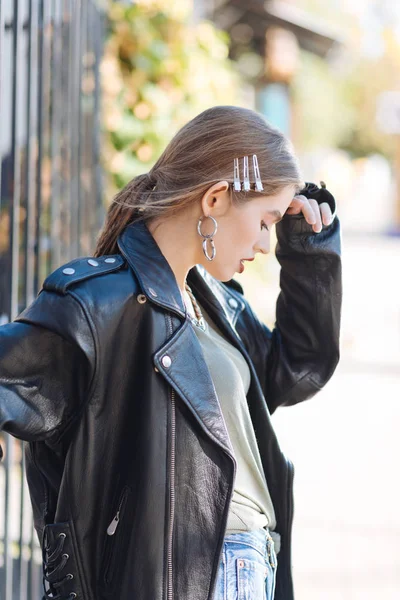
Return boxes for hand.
[285,195,333,233]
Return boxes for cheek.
[216,215,256,259]
[234,215,257,238]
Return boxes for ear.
[200,180,231,217]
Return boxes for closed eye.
[261,221,270,231]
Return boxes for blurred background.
[0,0,399,598]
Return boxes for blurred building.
[199,0,343,137]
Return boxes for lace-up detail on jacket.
[41,522,80,600]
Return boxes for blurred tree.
[101,0,241,196]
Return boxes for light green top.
[182,290,277,534]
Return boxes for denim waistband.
[269,530,281,555]
[223,527,280,557]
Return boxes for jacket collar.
[117,220,245,331]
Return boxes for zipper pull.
[107,510,120,535]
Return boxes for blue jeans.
[213,528,278,600]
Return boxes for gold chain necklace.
[184,284,206,331]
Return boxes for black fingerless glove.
[298,181,336,217]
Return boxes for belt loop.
[264,528,270,560]
[265,529,275,569]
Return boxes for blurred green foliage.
[292,47,398,160]
[291,1,400,160]
[101,0,241,195]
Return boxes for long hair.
[94,105,304,257]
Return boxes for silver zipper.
[166,314,176,600]
[106,487,128,536]
[167,387,176,600]
[106,512,120,536]
[103,485,131,586]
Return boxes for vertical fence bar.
[24,0,39,309]
[10,0,22,321]
[0,3,5,592]
[17,12,32,596]
[63,0,72,261]
[43,0,53,281]
[78,0,86,255]
[80,0,89,254]
[33,0,44,295]
[7,6,23,598]
[17,446,27,600]
[68,0,76,257]
[69,0,82,258]
[4,436,15,600]
[92,0,105,237]
[0,5,12,597]
[0,0,4,217]
[50,0,62,270]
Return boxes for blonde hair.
[94,105,304,257]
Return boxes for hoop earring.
[197,215,218,261]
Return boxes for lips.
[238,257,254,273]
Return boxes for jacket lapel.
[117,220,249,456]
[153,318,235,457]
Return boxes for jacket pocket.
[102,484,132,587]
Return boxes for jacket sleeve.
[0,290,96,458]
[237,183,342,415]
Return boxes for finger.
[319,201,333,226]
[308,198,322,232]
[298,198,317,225]
[285,196,305,214]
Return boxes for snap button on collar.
[63,268,75,275]
[162,355,172,368]
[88,259,99,267]
[228,297,238,309]
[105,257,116,263]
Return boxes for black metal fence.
[0,1,107,597]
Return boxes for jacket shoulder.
[43,254,126,295]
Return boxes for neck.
[147,211,201,294]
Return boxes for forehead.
[270,185,298,202]
[254,185,297,211]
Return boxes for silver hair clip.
[233,158,241,191]
[232,154,263,192]
[243,156,250,191]
[252,154,263,191]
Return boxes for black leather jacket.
[0,183,342,600]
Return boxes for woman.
[0,106,341,600]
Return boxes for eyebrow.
[266,210,283,222]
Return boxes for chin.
[202,262,236,282]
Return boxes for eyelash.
[261,221,270,231]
